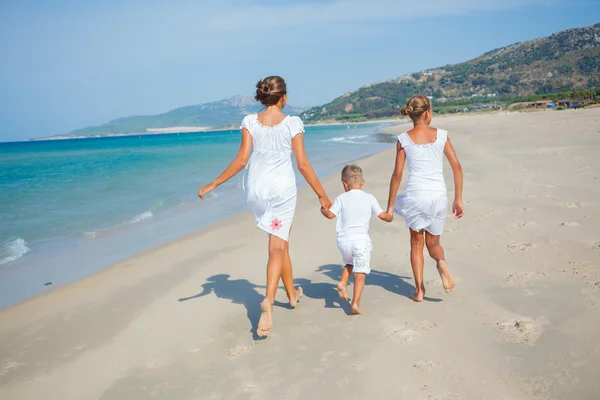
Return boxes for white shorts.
[337,239,372,275]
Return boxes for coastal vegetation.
[301,23,600,122]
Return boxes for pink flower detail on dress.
[271,218,283,231]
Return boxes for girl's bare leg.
[257,234,286,337]
[281,231,303,307]
[351,272,366,314]
[425,232,455,293]
[409,229,426,302]
[337,264,353,301]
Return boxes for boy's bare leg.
[258,235,286,337]
[281,237,303,307]
[425,233,455,293]
[337,264,352,301]
[409,229,426,302]
[351,272,366,314]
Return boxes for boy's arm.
[321,207,336,219]
[378,212,394,223]
[371,195,393,223]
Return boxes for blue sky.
[0,0,599,141]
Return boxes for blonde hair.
[341,164,363,186]
[400,95,431,120]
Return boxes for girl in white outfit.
[198,76,331,336]
[386,96,464,302]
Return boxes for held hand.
[452,200,464,219]
[319,196,332,210]
[197,182,216,199]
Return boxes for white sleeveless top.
[397,129,448,194]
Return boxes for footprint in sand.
[496,317,547,345]
[385,320,437,344]
[559,221,582,227]
[507,242,536,253]
[585,241,600,250]
[226,341,256,357]
[428,393,462,400]
[503,271,545,288]
[560,262,599,281]
[581,281,600,310]
[413,360,440,371]
[510,221,537,228]
[0,361,25,376]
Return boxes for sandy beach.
[1,109,599,399]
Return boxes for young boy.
[321,164,393,314]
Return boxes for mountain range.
[301,23,600,122]
[67,96,306,136]
[69,23,600,135]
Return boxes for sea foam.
[129,211,153,224]
[0,238,30,266]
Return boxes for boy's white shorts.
[337,239,372,275]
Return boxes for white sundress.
[393,129,449,235]
[241,114,304,241]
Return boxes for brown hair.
[400,95,431,120]
[341,164,363,186]
[255,76,287,106]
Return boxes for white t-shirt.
[329,189,384,242]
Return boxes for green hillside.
[69,96,305,136]
[302,23,600,122]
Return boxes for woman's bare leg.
[257,234,286,337]
[281,229,303,307]
[409,229,426,302]
[425,232,455,293]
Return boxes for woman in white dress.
[198,76,332,336]
[386,96,464,302]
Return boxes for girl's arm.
[386,141,406,213]
[444,136,464,218]
[292,134,332,210]
[197,129,253,199]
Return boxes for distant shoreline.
[27,109,530,142]
[29,117,407,142]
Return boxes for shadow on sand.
[177,266,442,339]
[178,274,287,340]
[317,264,443,303]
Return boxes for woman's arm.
[292,134,332,209]
[386,141,406,213]
[197,129,253,199]
[444,136,464,218]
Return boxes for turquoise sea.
[0,124,391,308]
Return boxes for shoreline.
[15,108,555,143]
[0,125,391,311]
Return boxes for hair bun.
[254,76,287,106]
[400,106,413,116]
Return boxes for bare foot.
[289,287,303,308]
[257,299,272,337]
[412,285,425,302]
[337,282,349,301]
[351,303,361,315]
[437,260,455,293]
